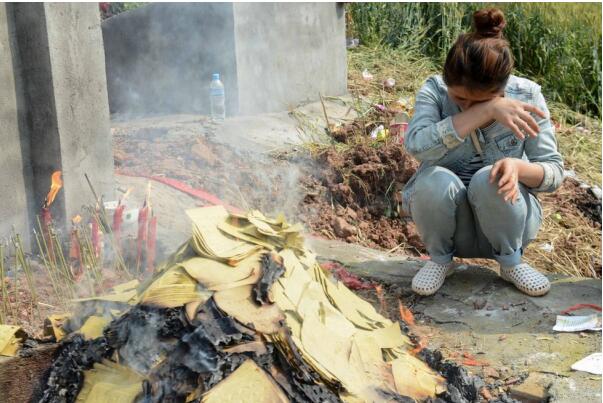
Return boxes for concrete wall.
[102,3,239,116]
[233,3,347,115]
[44,3,114,218]
[0,3,114,241]
[0,4,32,240]
[102,2,348,116]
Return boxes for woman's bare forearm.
[515,159,545,188]
[450,102,495,138]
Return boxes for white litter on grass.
[553,314,602,332]
[538,242,554,253]
[362,69,373,81]
[563,169,577,179]
[383,78,396,88]
[370,125,385,139]
[571,353,602,375]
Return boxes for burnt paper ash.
[420,349,485,403]
[272,329,344,403]
[142,298,260,402]
[104,306,192,373]
[39,334,113,403]
[254,252,286,304]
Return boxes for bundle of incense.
[91,212,100,258]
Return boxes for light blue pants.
[409,165,542,267]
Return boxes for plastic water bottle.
[210,73,225,120]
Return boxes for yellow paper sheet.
[187,206,262,260]
[76,360,144,403]
[0,325,25,357]
[202,359,289,403]
[213,285,285,334]
[179,252,262,291]
[140,266,206,307]
[79,316,111,340]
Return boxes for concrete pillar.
[0,4,33,240]
[10,3,114,228]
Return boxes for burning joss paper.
[41,206,448,402]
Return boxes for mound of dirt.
[317,142,419,211]
[299,142,424,254]
[565,179,602,226]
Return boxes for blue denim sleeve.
[404,77,464,162]
[524,89,564,193]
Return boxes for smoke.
[102,3,339,230]
[102,3,239,118]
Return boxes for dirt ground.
[112,111,601,278]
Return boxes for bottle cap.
[212,73,220,80]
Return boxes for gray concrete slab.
[411,268,602,402]
[312,247,602,403]
[103,3,238,116]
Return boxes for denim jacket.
[402,74,564,214]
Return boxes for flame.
[374,284,387,313]
[410,339,426,356]
[44,171,63,207]
[398,300,415,326]
[72,215,82,225]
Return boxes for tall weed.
[348,3,602,117]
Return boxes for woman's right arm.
[405,80,493,162]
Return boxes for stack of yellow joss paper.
[40,205,446,402]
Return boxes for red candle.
[113,204,125,252]
[146,216,157,273]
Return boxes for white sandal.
[500,263,550,296]
[412,261,454,296]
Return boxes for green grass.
[348,3,602,118]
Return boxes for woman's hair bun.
[473,8,506,39]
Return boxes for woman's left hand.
[490,158,520,203]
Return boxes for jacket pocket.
[494,133,523,157]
